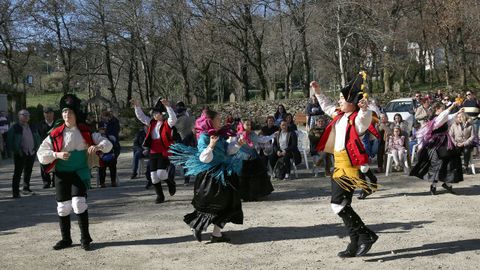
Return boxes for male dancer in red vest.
[37,94,113,250]
[133,98,177,203]
[311,71,378,257]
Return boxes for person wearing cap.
[132,98,177,204]
[7,109,41,198]
[38,107,57,188]
[37,94,113,251]
[311,71,378,258]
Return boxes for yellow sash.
[332,150,377,192]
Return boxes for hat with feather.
[340,71,367,104]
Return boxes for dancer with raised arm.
[132,98,177,203]
[410,102,464,195]
[169,109,248,243]
[311,72,378,258]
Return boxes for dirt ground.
[1,152,479,270]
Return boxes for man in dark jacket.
[7,109,41,198]
[37,107,56,188]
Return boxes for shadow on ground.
[91,220,433,250]
[365,239,480,262]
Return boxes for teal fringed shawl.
[169,134,248,186]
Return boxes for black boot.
[337,207,359,258]
[153,183,165,203]
[441,183,456,194]
[53,215,72,250]
[430,185,437,195]
[339,205,378,257]
[165,179,176,196]
[77,211,93,251]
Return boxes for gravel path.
[1,153,479,270]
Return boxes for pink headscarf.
[195,110,236,139]
[237,121,254,147]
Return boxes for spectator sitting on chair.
[284,113,298,132]
[131,125,149,179]
[272,120,301,180]
[274,104,287,126]
[306,95,324,128]
[308,117,331,177]
[393,113,409,134]
[449,112,475,174]
[258,116,278,170]
[387,126,406,172]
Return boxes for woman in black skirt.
[237,119,275,201]
[410,102,464,195]
[170,109,248,243]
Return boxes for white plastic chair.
[295,130,310,170]
[385,150,409,176]
[410,143,418,164]
[138,157,149,175]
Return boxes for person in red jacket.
[132,98,177,204]
[311,71,378,258]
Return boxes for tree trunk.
[456,27,467,86]
[336,4,346,87]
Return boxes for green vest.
[56,150,91,189]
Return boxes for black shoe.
[77,211,92,251]
[12,193,20,198]
[53,239,73,250]
[441,183,456,194]
[166,179,176,196]
[358,190,371,200]
[145,182,152,190]
[155,195,165,204]
[81,237,93,251]
[43,183,50,189]
[210,234,230,243]
[192,229,202,242]
[430,185,436,195]
[337,242,357,258]
[154,183,165,203]
[130,173,137,179]
[356,233,379,257]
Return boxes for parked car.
[383,98,415,129]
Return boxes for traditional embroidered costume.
[37,94,113,251]
[169,110,248,242]
[134,99,177,203]
[410,105,463,194]
[236,121,274,201]
[313,72,378,257]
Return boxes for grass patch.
[27,91,88,108]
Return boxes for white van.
[383,98,415,129]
